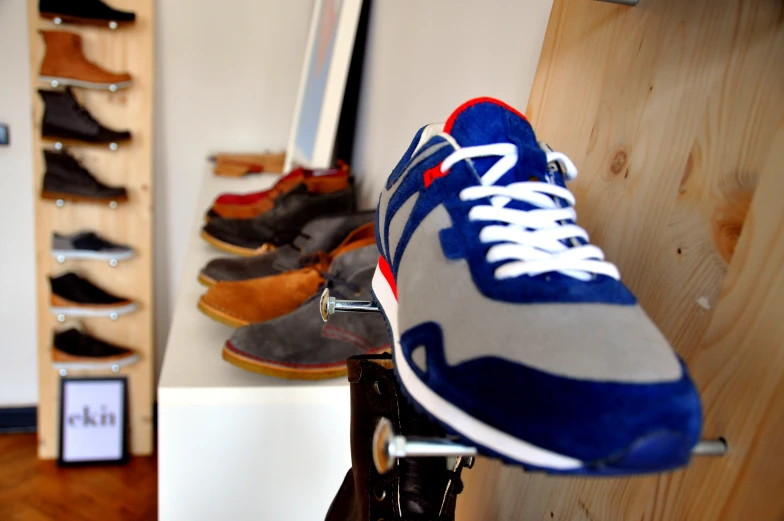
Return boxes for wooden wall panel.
[27,0,154,458]
[457,0,784,519]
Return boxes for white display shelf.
[158,167,351,521]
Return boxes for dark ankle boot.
[41,149,127,203]
[38,88,132,145]
[325,353,469,521]
[39,0,135,28]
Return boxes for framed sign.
[284,0,364,171]
[58,377,128,466]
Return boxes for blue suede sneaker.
[371,97,702,475]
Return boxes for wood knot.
[712,192,752,264]
[610,148,628,176]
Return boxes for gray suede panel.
[328,243,381,280]
[293,211,376,254]
[387,192,418,263]
[378,141,450,259]
[396,206,682,383]
[202,211,375,283]
[228,245,390,366]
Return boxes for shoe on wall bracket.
[320,290,729,474]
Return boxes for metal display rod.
[320,289,729,473]
[595,0,639,5]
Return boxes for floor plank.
[0,433,157,521]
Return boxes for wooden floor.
[0,433,157,521]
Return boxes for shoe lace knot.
[441,142,620,282]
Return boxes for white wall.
[0,0,551,405]
[0,0,37,406]
[351,0,553,207]
[154,0,314,372]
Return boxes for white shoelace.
[439,142,620,282]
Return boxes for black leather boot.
[39,0,135,28]
[324,353,469,521]
[39,88,132,145]
[41,149,127,203]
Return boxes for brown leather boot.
[324,353,470,521]
[39,30,132,91]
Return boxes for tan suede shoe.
[198,223,376,327]
[39,30,132,91]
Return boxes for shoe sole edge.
[39,76,132,91]
[51,249,134,261]
[50,302,137,317]
[51,353,139,370]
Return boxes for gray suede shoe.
[222,244,390,379]
[199,211,375,286]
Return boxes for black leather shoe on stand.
[38,88,132,146]
[50,272,137,318]
[201,182,357,256]
[52,326,139,370]
[324,353,470,521]
[39,0,135,28]
[41,149,128,203]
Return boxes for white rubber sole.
[51,353,139,370]
[50,302,137,318]
[40,76,132,91]
[51,249,134,262]
[371,262,582,470]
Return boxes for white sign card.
[59,377,128,465]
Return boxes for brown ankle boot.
[39,30,132,91]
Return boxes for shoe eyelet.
[373,484,386,502]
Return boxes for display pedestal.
[158,167,351,521]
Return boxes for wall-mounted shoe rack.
[26,0,154,459]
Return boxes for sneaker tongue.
[444,97,549,184]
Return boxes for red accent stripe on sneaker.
[444,97,528,133]
[378,256,398,300]
[423,163,449,188]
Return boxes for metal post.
[319,288,379,322]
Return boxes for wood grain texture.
[0,433,156,521]
[27,0,154,458]
[457,0,784,519]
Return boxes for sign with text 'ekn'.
[58,377,128,466]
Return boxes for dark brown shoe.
[39,88,132,146]
[41,149,128,204]
[49,272,136,319]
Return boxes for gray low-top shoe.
[199,211,375,286]
[222,244,390,379]
[52,230,134,263]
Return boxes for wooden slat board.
[27,0,154,458]
[456,0,784,519]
